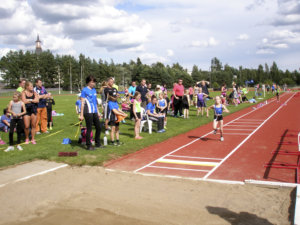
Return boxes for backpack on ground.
[78,127,94,144]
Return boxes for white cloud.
[237,34,249,41]
[140,53,167,64]
[256,49,274,54]
[166,49,174,57]
[190,37,219,48]
[0,48,16,57]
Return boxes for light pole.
[57,66,61,95]
[69,61,72,94]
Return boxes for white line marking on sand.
[0,164,68,188]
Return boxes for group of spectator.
[1,79,54,152]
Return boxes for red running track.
[105,92,300,183]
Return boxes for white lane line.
[239,119,264,121]
[156,158,219,166]
[134,94,283,173]
[0,164,68,188]
[231,122,262,124]
[169,155,223,160]
[224,129,254,131]
[226,125,258,127]
[147,165,210,173]
[221,133,251,135]
[203,92,296,180]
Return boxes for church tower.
[35,34,42,55]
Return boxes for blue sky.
[0,0,299,72]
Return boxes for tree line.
[0,50,299,90]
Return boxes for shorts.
[214,115,223,121]
[183,103,189,109]
[189,95,193,101]
[108,121,120,127]
[135,112,141,119]
[25,106,37,116]
[197,100,205,108]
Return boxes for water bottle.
[103,135,108,146]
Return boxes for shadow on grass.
[206,206,273,225]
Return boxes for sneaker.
[4,146,14,152]
[135,136,143,140]
[31,140,37,144]
[213,129,217,135]
[116,141,123,146]
[105,130,109,135]
[109,141,117,146]
[36,132,41,135]
[220,137,224,141]
[0,140,6,145]
[25,139,30,144]
[43,131,49,134]
[17,145,23,151]
[49,126,53,131]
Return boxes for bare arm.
[80,98,85,121]
[206,105,214,117]
[7,101,15,117]
[21,92,31,104]
[112,109,127,117]
[223,105,229,113]
[20,102,27,116]
[32,93,40,103]
[133,101,137,119]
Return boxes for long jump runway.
[105,92,300,184]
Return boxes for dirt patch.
[0,165,295,225]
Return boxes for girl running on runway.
[207,96,229,141]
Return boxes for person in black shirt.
[197,80,210,107]
[136,79,148,108]
[103,78,118,133]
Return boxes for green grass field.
[0,91,275,168]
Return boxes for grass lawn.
[0,91,275,168]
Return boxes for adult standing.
[104,77,118,134]
[16,79,26,93]
[22,81,39,144]
[34,78,50,134]
[136,79,148,108]
[198,80,210,96]
[128,81,137,99]
[173,79,184,117]
[79,75,103,150]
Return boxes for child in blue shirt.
[108,100,127,146]
[75,94,81,115]
[0,108,11,132]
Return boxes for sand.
[0,165,295,225]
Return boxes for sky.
[0,0,299,72]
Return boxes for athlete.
[207,96,229,141]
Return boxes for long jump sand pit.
[0,164,295,225]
